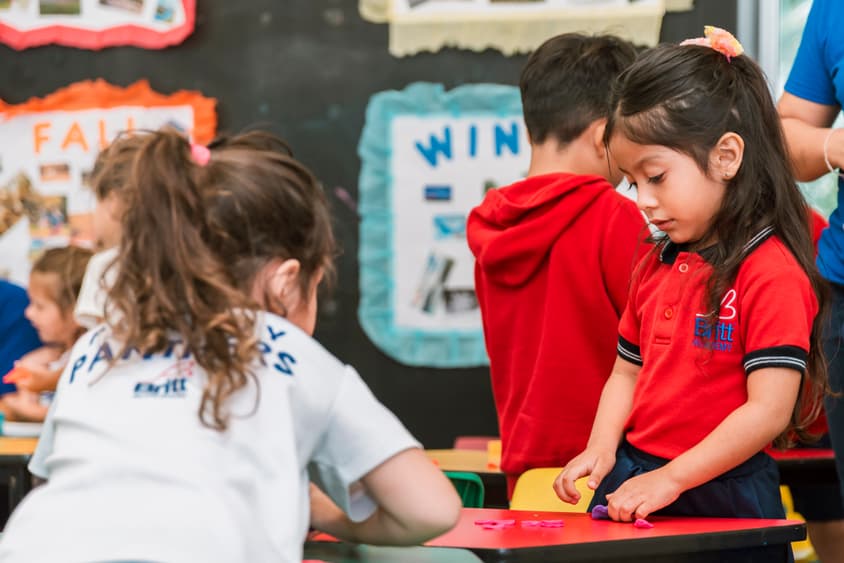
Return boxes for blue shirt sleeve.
[784,0,839,107]
[0,281,42,395]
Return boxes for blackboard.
[0,0,737,448]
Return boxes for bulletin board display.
[357,82,529,367]
[0,79,216,284]
[359,0,670,56]
[0,0,194,50]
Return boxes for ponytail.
[109,129,258,431]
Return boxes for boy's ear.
[591,118,608,158]
[710,132,745,181]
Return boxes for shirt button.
[664,308,673,319]
[679,263,689,273]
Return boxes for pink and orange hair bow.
[680,26,744,61]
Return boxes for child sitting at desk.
[1,246,92,421]
[0,129,461,562]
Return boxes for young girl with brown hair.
[0,129,460,562]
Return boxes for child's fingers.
[554,466,585,503]
[586,457,613,490]
[2,367,26,384]
[634,503,654,521]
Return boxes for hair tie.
[190,143,211,166]
[680,26,744,61]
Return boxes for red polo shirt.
[618,228,818,459]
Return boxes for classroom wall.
[0,0,737,448]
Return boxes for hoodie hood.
[468,173,616,287]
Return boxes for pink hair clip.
[680,26,744,61]
[190,143,211,166]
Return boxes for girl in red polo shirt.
[554,28,830,523]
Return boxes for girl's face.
[25,273,78,346]
[609,132,727,247]
[92,192,123,250]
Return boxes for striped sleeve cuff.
[618,335,642,366]
[743,345,808,375]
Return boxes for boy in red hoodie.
[467,33,647,496]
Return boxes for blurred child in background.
[2,246,92,421]
[74,133,144,329]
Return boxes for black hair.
[520,33,637,145]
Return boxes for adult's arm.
[778,93,841,182]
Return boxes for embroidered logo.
[692,289,737,352]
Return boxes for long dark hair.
[108,129,336,431]
[605,44,829,447]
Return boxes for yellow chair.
[510,467,594,513]
[780,485,817,563]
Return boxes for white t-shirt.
[73,247,119,329]
[0,312,419,563]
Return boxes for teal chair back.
[444,470,485,508]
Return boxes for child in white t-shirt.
[74,133,143,328]
[0,130,461,563]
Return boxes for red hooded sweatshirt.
[467,173,647,495]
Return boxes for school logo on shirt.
[133,360,195,398]
[691,289,736,352]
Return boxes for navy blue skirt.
[588,440,785,519]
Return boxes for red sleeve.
[616,248,656,366]
[740,244,817,375]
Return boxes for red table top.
[425,508,803,550]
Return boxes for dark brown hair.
[31,245,93,312]
[520,33,638,145]
[109,129,336,431]
[605,44,829,447]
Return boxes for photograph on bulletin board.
[357,82,528,368]
[0,0,194,50]
[0,79,216,285]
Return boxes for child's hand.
[1,390,48,422]
[4,347,64,392]
[4,361,60,393]
[308,482,354,541]
[553,448,616,504]
[604,467,682,522]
